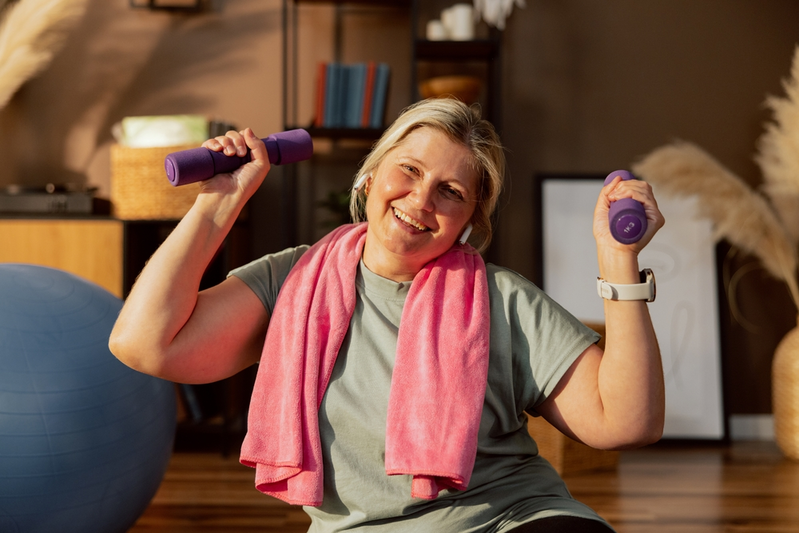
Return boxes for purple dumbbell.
[164,129,313,186]
[604,170,647,244]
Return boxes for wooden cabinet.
[0,217,249,299]
[0,218,125,297]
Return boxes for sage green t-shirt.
[230,246,611,533]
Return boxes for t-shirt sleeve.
[486,265,602,416]
[227,245,309,315]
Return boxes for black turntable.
[0,184,102,214]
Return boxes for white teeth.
[393,208,428,231]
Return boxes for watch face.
[647,269,656,302]
[641,268,656,302]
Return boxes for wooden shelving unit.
[280,0,502,246]
[410,0,502,129]
[282,0,410,137]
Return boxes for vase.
[773,317,799,460]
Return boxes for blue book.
[335,64,349,128]
[369,63,390,129]
[345,63,367,128]
[323,63,339,128]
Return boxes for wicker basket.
[527,415,618,475]
[773,319,799,460]
[110,143,201,220]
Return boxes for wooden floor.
[129,440,799,532]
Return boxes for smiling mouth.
[393,207,429,232]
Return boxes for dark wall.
[3,0,798,417]
[497,0,799,416]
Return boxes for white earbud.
[354,174,368,191]
[459,223,473,245]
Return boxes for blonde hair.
[349,98,505,254]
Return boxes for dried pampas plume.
[632,47,799,312]
[633,141,799,308]
[757,46,799,245]
[0,0,90,109]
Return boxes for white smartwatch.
[596,268,656,302]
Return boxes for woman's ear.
[364,175,375,196]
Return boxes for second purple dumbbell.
[164,129,314,186]
[604,170,647,244]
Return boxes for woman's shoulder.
[485,263,545,299]
[233,245,310,276]
[228,245,311,311]
[484,262,583,326]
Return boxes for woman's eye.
[443,186,464,200]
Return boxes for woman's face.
[362,126,479,281]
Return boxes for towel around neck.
[240,222,491,506]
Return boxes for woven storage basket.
[526,322,619,475]
[773,319,799,460]
[527,415,618,475]
[111,143,201,220]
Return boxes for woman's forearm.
[594,248,665,448]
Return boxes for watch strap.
[596,268,656,302]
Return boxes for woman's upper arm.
[534,343,606,446]
[161,275,270,384]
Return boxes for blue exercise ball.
[0,264,176,533]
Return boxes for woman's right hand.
[200,127,271,201]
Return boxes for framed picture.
[535,173,726,440]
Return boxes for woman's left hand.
[593,176,665,254]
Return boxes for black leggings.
[505,516,614,532]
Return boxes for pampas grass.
[632,46,799,312]
[0,0,89,109]
[633,141,799,308]
[757,47,799,245]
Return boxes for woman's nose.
[410,181,436,212]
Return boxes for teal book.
[345,63,367,128]
[323,62,339,127]
[369,63,390,129]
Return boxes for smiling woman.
[110,97,665,533]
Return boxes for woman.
[110,98,665,532]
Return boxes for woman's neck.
[361,239,421,282]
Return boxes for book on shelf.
[369,63,390,129]
[361,61,377,128]
[346,63,367,128]
[314,61,390,130]
[314,62,326,128]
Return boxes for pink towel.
[240,222,490,506]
